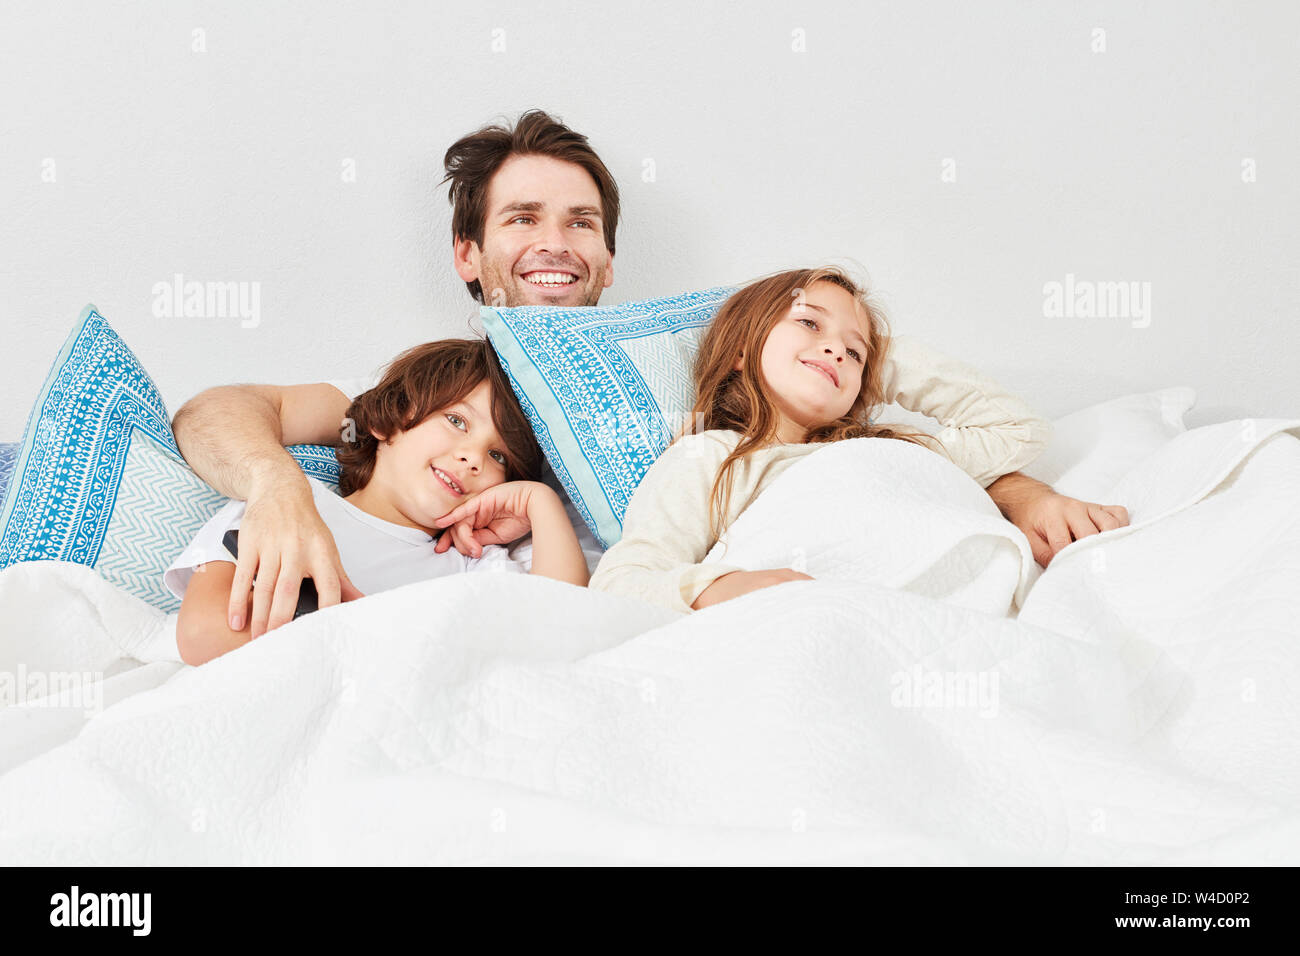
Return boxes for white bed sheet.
[0,417,1297,865]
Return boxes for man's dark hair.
[441,109,620,302]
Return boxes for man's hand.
[431,480,548,559]
[170,381,366,636]
[231,477,365,638]
[1017,493,1130,568]
[986,472,1129,568]
[691,568,814,610]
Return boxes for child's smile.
[430,465,466,497]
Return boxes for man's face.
[454,154,614,308]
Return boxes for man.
[172,109,1128,640]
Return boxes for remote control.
[222,529,320,620]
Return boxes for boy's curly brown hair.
[336,338,543,496]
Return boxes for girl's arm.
[175,561,254,666]
[689,567,813,610]
[880,334,1052,488]
[588,434,753,613]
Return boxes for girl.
[165,338,589,665]
[587,266,1050,613]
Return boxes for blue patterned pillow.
[0,305,342,612]
[481,286,737,548]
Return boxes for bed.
[2,412,1298,865]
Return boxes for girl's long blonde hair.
[681,266,945,543]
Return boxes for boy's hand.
[432,481,550,559]
[691,568,814,610]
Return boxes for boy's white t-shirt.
[163,474,526,602]
[327,375,382,404]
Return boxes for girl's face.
[747,281,871,443]
[364,378,511,534]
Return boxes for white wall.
[2,0,1296,440]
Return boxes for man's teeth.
[524,272,578,286]
[433,467,462,493]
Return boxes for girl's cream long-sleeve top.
[587,334,1052,614]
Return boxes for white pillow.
[1019,387,1197,501]
[875,387,1197,503]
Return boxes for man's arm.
[171,383,346,497]
[171,383,363,637]
[986,471,1129,568]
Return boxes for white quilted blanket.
[1,418,1298,864]
[703,434,1038,615]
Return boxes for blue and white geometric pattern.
[481,286,737,548]
[95,438,228,612]
[0,441,18,504]
[287,442,342,491]
[0,305,342,611]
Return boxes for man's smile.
[521,270,580,288]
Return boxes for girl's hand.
[432,480,546,559]
[691,568,814,610]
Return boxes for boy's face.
[370,379,510,533]
[454,154,615,308]
[747,281,870,443]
